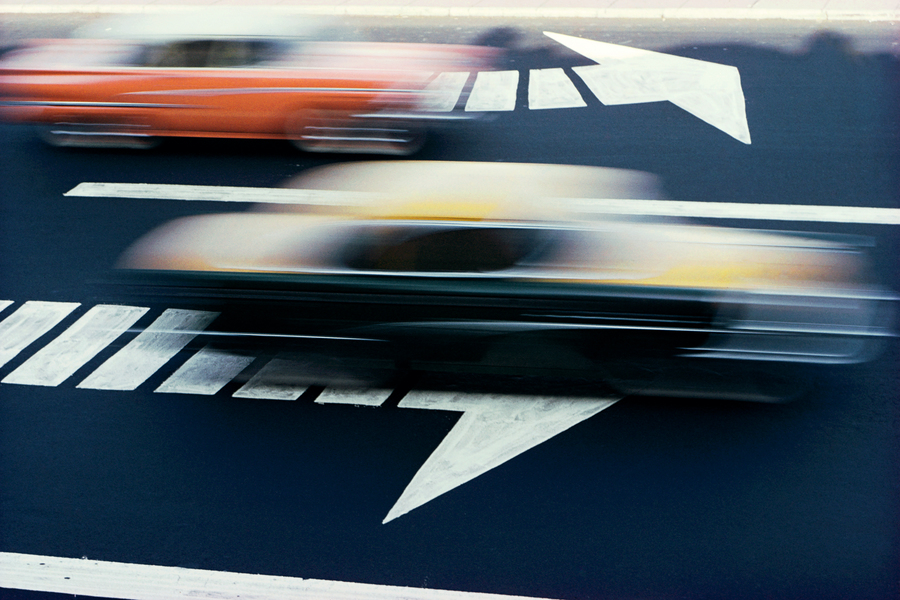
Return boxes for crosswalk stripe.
[465,70,519,112]
[232,357,308,400]
[0,301,80,369]
[2,305,147,387]
[315,387,392,406]
[155,345,256,396]
[0,300,11,314]
[528,68,586,110]
[77,309,219,391]
[423,71,470,112]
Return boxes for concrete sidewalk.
[1,0,898,20]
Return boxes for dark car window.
[342,225,542,273]
[136,40,284,68]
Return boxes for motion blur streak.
[113,162,895,402]
[0,10,499,154]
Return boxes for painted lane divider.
[0,552,562,600]
[2,304,147,387]
[0,300,80,369]
[0,300,621,522]
[155,344,255,396]
[65,182,900,225]
[78,309,219,391]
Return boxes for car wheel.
[287,109,425,155]
[37,123,160,150]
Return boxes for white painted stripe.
[2,305,147,387]
[77,309,219,391]
[385,391,620,522]
[423,72,470,112]
[316,387,392,406]
[465,70,519,112]
[563,197,900,225]
[0,551,560,600]
[0,300,11,314]
[0,301,80,369]
[233,358,307,400]
[156,345,255,395]
[66,182,900,224]
[528,68,586,110]
[66,182,378,205]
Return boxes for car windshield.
[341,223,549,273]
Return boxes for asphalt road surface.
[0,14,898,600]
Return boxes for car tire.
[287,109,425,156]
[37,123,160,150]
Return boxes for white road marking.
[465,70,519,112]
[66,182,378,205]
[2,305,147,387]
[77,309,219,391]
[65,182,900,224]
[528,68,586,110]
[155,345,255,395]
[564,197,900,224]
[384,391,620,523]
[316,387,392,406]
[0,300,11,314]
[424,72,470,112]
[0,301,80,369]
[547,31,752,144]
[232,358,308,400]
[0,552,560,600]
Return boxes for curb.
[0,4,898,20]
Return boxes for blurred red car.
[0,12,499,153]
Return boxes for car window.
[136,40,284,68]
[342,225,542,273]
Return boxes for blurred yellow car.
[117,162,895,401]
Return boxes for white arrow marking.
[0,301,79,369]
[0,552,561,600]
[2,305,147,387]
[383,391,620,523]
[528,68,586,110]
[424,71,470,112]
[465,70,519,112]
[545,31,751,144]
[156,345,255,395]
[78,309,219,391]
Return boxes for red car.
[0,12,499,153]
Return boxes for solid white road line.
[232,357,308,400]
[528,68,586,110]
[155,345,255,395]
[424,72,470,112]
[566,197,900,225]
[65,183,900,224]
[465,70,519,112]
[384,391,620,523]
[2,305,147,387]
[0,301,80,369]
[77,309,219,391]
[66,182,378,205]
[316,387,392,406]
[0,552,560,600]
